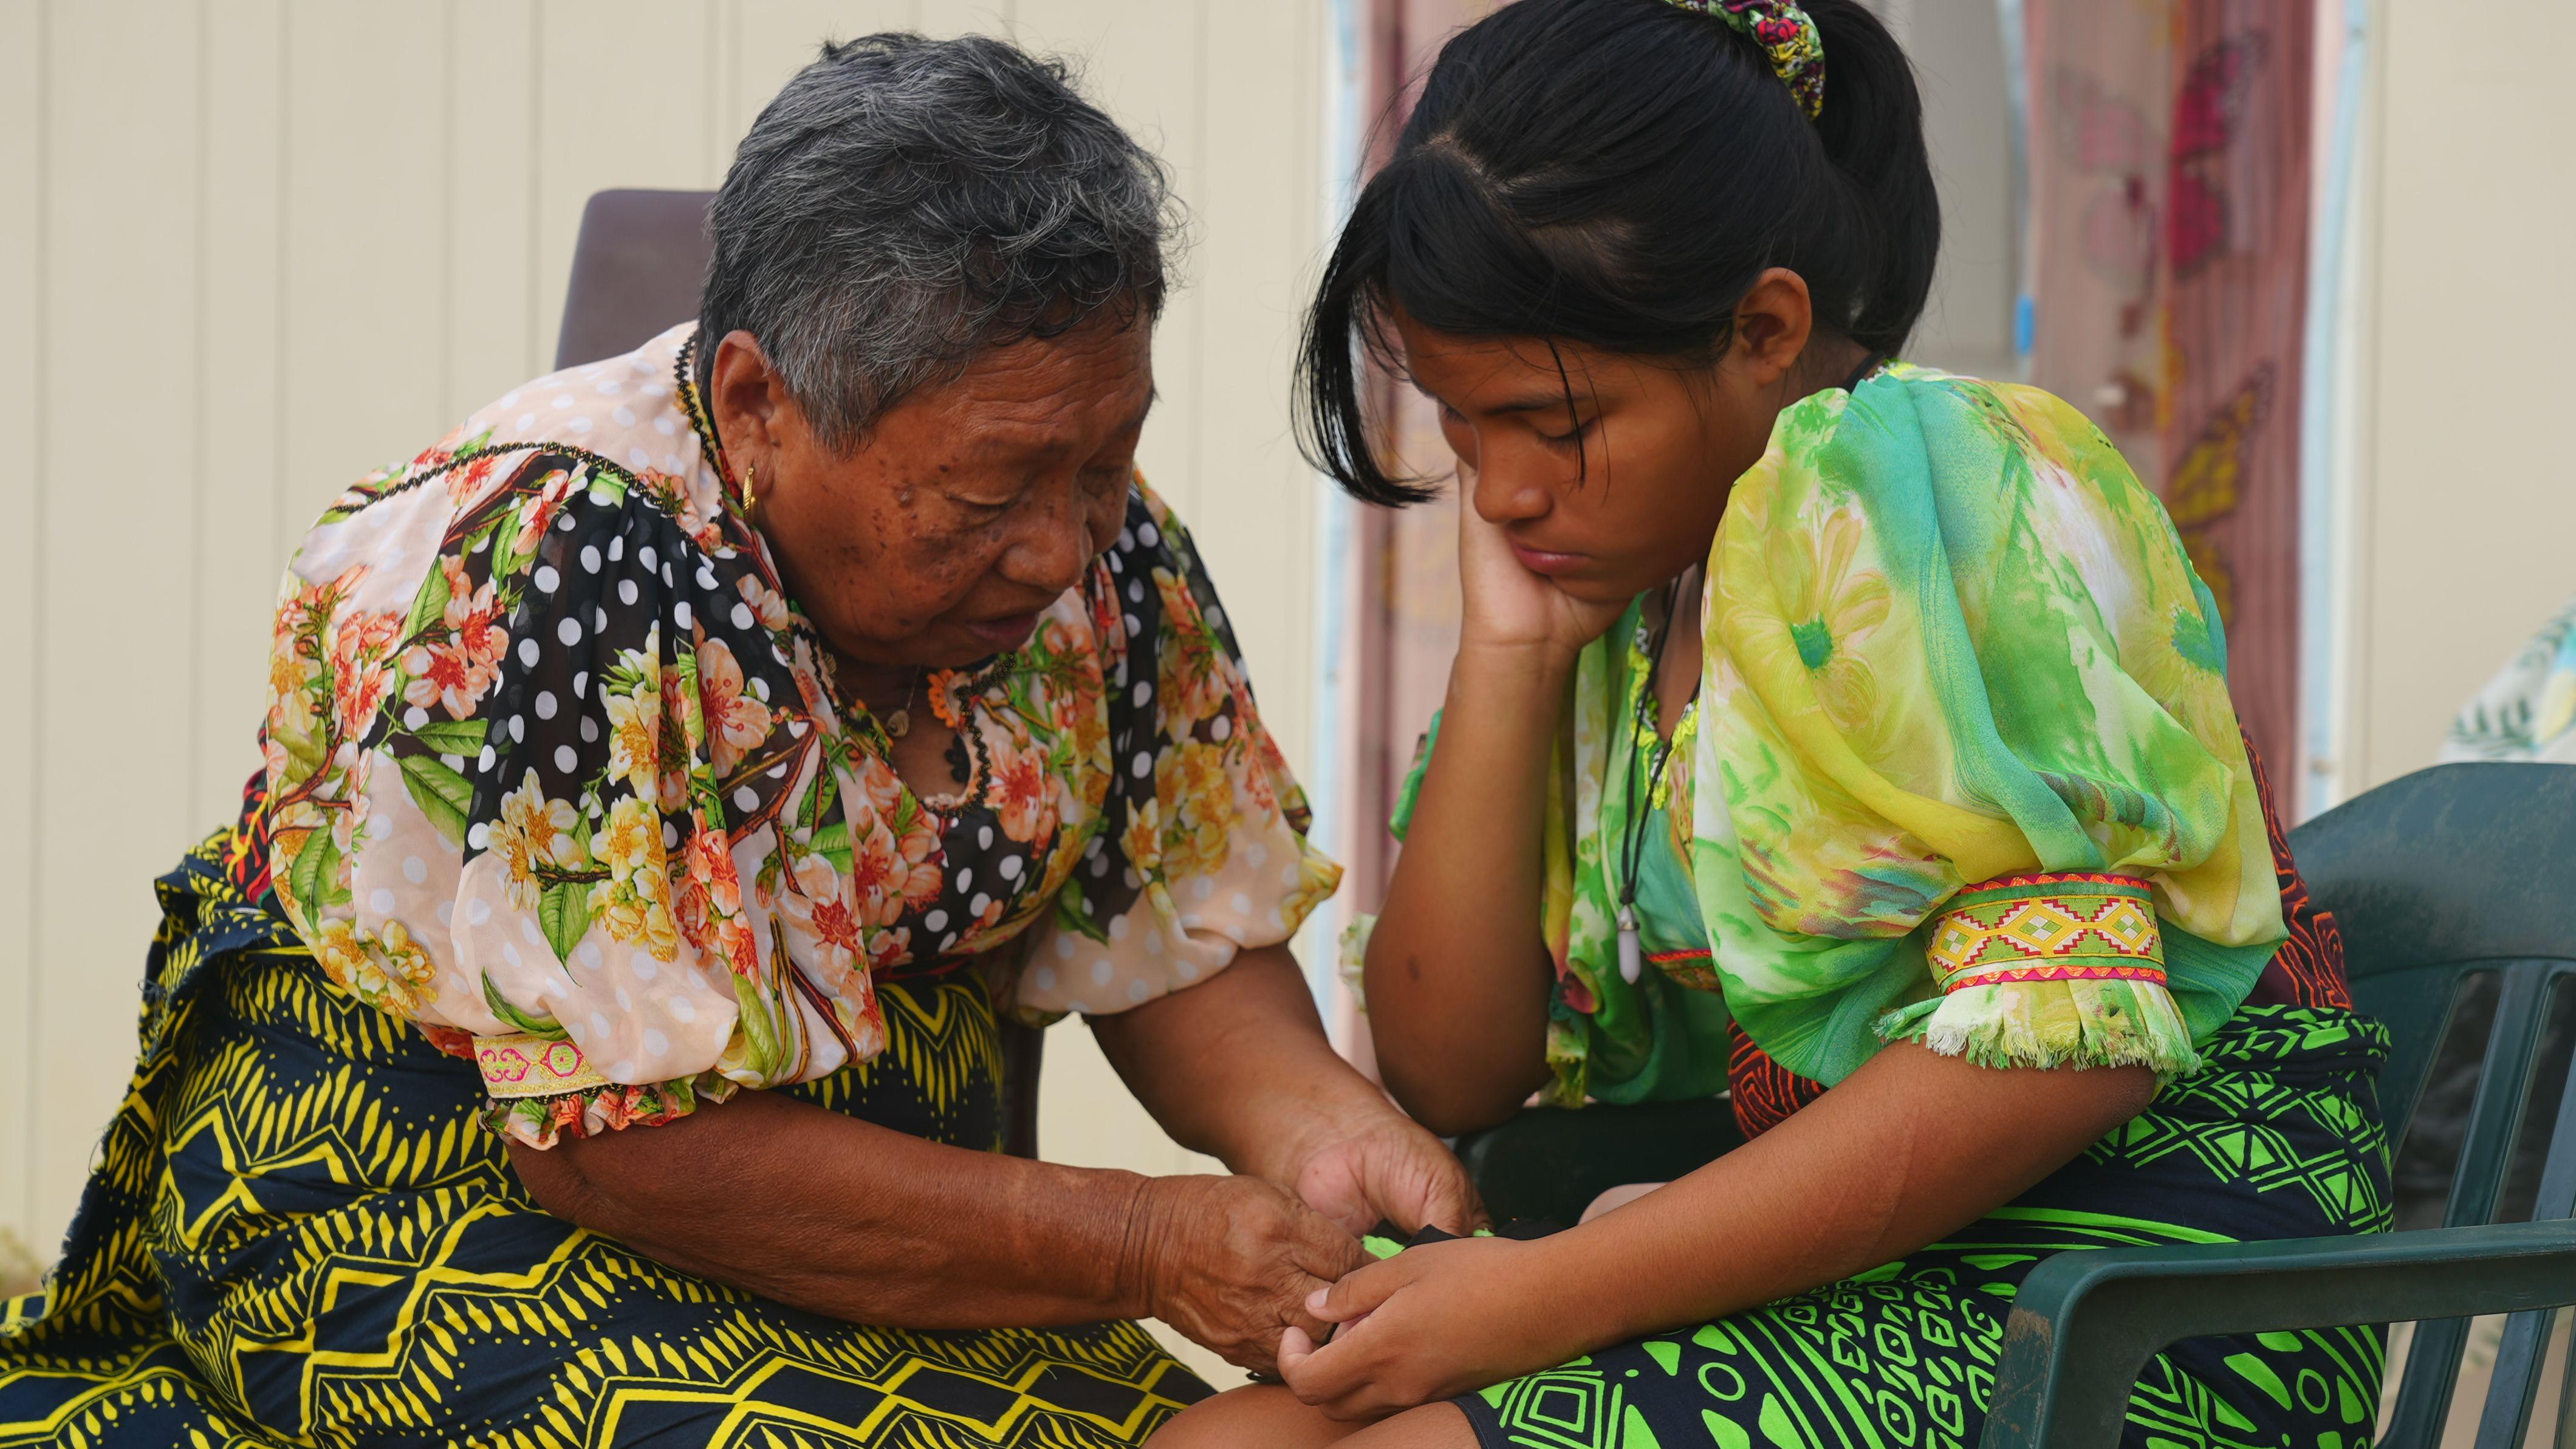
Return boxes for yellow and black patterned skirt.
[0,835,1209,1447]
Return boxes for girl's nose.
[1470,456,1553,527]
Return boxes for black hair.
[1297,0,1939,504]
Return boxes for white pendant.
[1617,903,1643,985]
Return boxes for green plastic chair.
[1986,761,2576,1448]
[1453,761,2576,1448]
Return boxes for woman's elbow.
[507,1138,613,1229]
[509,1135,728,1284]
[507,1131,685,1243]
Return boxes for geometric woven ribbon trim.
[474,1032,610,1099]
[1926,872,2166,993]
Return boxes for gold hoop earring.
[741,462,758,514]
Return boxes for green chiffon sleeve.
[1679,366,2284,1084]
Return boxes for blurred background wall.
[2,0,2571,1394]
[2335,0,2576,787]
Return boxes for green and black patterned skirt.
[1456,1004,2394,1449]
[0,834,1208,1447]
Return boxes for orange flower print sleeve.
[266,401,852,1147]
[1011,493,1342,1016]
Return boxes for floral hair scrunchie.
[1667,0,1827,119]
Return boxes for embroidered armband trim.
[475,1032,610,1099]
[1926,872,2165,992]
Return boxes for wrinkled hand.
[1454,472,1627,661]
[1278,1235,1577,1421]
[1128,1174,1368,1374]
[1288,1111,1486,1239]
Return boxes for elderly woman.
[0,34,1472,1448]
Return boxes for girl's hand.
[1454,476,1627,662]
[1275,1236,1585,1421]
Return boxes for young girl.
[1157,1,2389,1445]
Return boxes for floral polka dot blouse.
[261,324,1341,1148]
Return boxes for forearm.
[1535,1045,2158,1351]
[1091,944,1395,1184]
[511,1089,1156,1329]
[1363,643,1567,1131]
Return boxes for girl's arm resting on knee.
[1555,1044,2156,1344]
[1284,1044,2154,1417]
[1360,642,1567,1135]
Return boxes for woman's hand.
[1087,945,1482,1256]
[1276,1235,1578,1420]
[1285,1110,1486,1239]
[1129,1173,1370,1374]
[1454,475,1627,661]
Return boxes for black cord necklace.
[1615,575,1690,987]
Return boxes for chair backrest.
[2292,763,2576,1145]
[551,188,1047,1160]
[555,189,718,371]
[2288,761,2576,1445]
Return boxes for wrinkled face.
[711,320,1153,669]
[1396,315,1783,607]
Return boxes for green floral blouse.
[1361,364,2284,1106]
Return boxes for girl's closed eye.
[1535,416,1592,448]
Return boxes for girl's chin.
[1546,569,1664,608]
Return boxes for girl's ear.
[1728,267,1819,385]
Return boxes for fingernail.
[1306,1289,1328,1312]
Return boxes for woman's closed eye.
[945,488,1021,521]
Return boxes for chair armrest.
[1453,1098,1744,1226]
[1979,1218,2576,1449]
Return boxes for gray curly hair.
[694,32,1181,448]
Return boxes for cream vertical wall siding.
[0,0,1321,1370]
[2335,0,2576,791]
[1867,0,2018,383]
